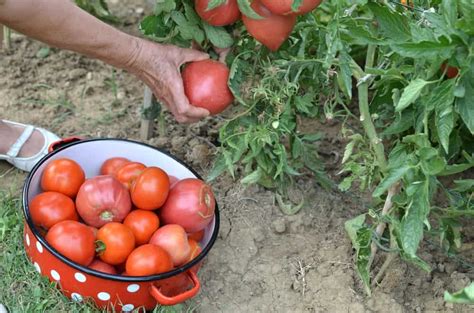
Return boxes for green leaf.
[373,165,411,198]
[439,162,474,176]
[338,51,353,99]
[344,214,366,247]
[355,227,372,296]
[456,65,474,134]
[433,80,456,153]
[154,0,176,15]
[391,40,456,59]
[367,2,411,42]
[453,179,474,192]
[457,0,474,35]
[395,79,431,112]
[36,47,50,59]
[442,0,457,27]
[400,183,430,257]
[291,0,304,12]
[237,0,262,19]
[202,23,234,48]
[382,110,414,136]
[444,283,474,304]
[241,168,262,185]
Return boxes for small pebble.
[86,72,93,80]
[135,7,144,14]
[272,218,286,234]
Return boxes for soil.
[1,1,473,312]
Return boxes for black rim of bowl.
[22,138,220,283]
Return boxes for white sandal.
[0,120,60,172]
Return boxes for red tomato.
[260,0,322,15]
[115,162,146,189]
[149,224,191,267]
[242,0,297,51]
[100,157,130,176]
[30,191,78,229]
[97,222,135,265]
[40,158,85,198]
[125,244,173,276]
[195,0,241,26]
[123,210,160,246]
[76,176,132,228]
[89,259,118,275]
[441,63,459,79]
[46,220,95,266]
[182,60,234,115]
[160,178,216,233]
[187,239,202,262]
[130,167,170,210]
[169,175,180,188]
[188,230,205,242]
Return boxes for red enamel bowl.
[22,138,219,312]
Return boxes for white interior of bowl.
[27,139,215,248]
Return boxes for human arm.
[0,0,210,123]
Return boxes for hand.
[128,39,210,123]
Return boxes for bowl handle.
[48,137,85,153]
[150,270,201,306]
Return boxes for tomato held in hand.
[260,0,322,16]
[100,157,130,176]
[131,167,170,210]
[97,222,135,265]
[242,0,297,51]
[195,0,241,26]
[125,244,173,276]
[46,220,95,266]
[182,60,234,115]
[76,176,132,228]
[41,158,85,198]
[161,178,216,233]
[123,209,160,246]
[89,259,118,275]
[30,191,78,230]
[115,162,146,189]
[149,224,191,267]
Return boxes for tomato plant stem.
[2,26,11,50]
[355,45,387,172]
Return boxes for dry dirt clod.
[272,218,287,234]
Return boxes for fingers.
[178,48,210,65]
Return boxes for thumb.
[179,48,210,65]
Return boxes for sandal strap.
[6,125,35,158]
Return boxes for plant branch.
[355,45,387,172]
[368,183,399,268]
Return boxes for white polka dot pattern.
[36,241,43,253]
[122,304,135,312]
[127,284,140,293]
[97,292,110,301]
[71,293,83,302]
[33,262,41,273]
[74,272,86,283]
[25,234,30,246]
[50,270,61,281]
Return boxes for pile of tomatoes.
[30,157,216,276]
[195,0,323,51]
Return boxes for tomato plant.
[96,222,135,265]
[183,59,234,114]
[41,158,85,198]
[30,191,78,230]
[46,220,96,266]
[131,167,170,210]
[123,209,160,246]
[149,224,191,267]
[142,0,474,302]
[125,244,173,276]
[160,178,216,233]
[76,175,132,227]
